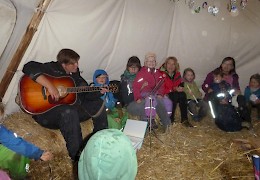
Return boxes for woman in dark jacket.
[202,57,240,100]
[202,57,252,129]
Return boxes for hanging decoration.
[177,0,252,16]
[202,2,208,8]
[240,0,248,9]
[228,0,239,16]
[208,6,219,16]
[229,0,238,13]
[188,0,195,9]
[194,6,201,13]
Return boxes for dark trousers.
[208,93,251,122]
[237,95,251,122]
[33,99,107,160]
[168,91,188,122]
[187,99,208,118]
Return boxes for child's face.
[184,71,195,82]
[144,57,156,69]
[165,59,176,73]
[214,74,222,83]
[96,75,107,85]
[128,66,139,75]
[250,78,260,89]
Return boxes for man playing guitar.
[21,48,108,161]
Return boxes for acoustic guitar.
[18,74,118,115]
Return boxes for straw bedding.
[2,109,259,180]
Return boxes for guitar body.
[19,74,77,115]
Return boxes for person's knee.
[178,93,187,103]
[60,106,79,125]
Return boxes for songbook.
[123,119,147,151]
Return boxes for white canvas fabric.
[1,0,260,114]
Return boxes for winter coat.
[120,70,136,106]
[159,67,182,94]
[244,86,260,103]
[92,69,117,110]
[202,68,240,100]
[183,81,202,100]
[133,67,164,101]
[0,125,43,160]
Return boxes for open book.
[123,119,148,151]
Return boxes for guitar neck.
[66,86,105,93]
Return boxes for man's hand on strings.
[35,75,60,101]
[47,86,60,101]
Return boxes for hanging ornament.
[229,0,239,16]
[194,6,201,13]
[229,0,238,12]
[240,0,248,9]
[202,2,208,8]
[188,0,195,9]
[208,6,219,16]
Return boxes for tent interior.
[1,0,260,179]
[1,0,260,114]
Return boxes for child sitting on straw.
[182,68,208,121]
[78,129,137,180]
[120,56,141,107]
[91,69,128,130]
[0,103,53,179]
[244,73,260,120]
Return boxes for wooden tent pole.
[0,0,52,101]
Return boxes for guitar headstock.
[109,84,119,93]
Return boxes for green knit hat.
[78,129,137,180]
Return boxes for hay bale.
[2,111,93,179]
[1,109,259,179]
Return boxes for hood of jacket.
[78,129,137,180]
[93,69,109,86]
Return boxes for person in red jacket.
[160,56,193,127]
[127,52,171,132]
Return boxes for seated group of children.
[98,53,259,134]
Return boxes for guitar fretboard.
[66,86,112,93]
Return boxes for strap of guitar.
[91,99,105,118]
[77,99,106,119]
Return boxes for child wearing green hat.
[78,129,137,180]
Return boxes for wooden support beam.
[0,0,52,101]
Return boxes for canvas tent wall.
[0,0,260,115]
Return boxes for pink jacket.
[133,67,165,101]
